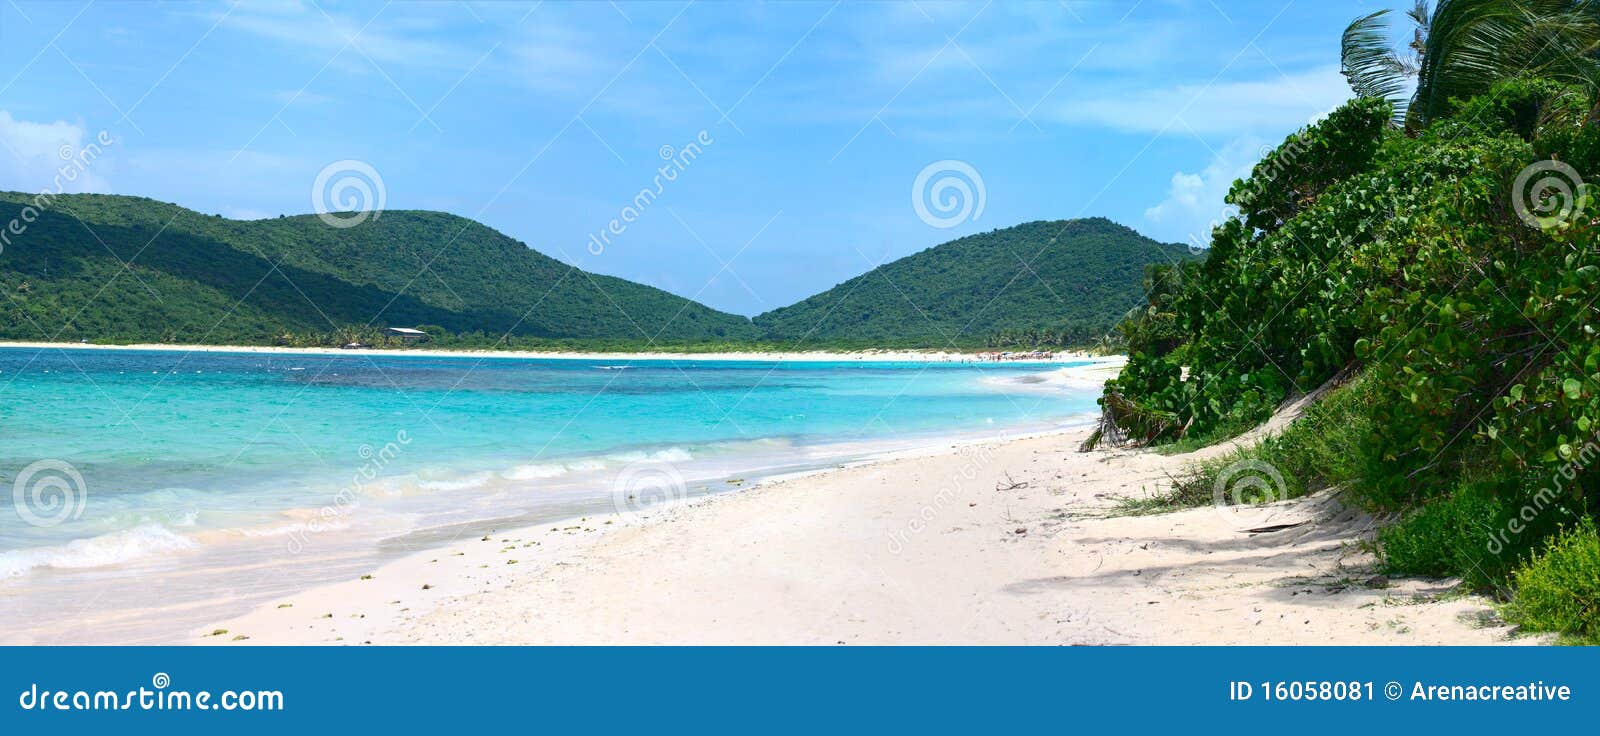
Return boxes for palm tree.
[1341,0,1600,131]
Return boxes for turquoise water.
[0,347,1097,641]
[1,348,1097,566]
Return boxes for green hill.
[0,192,759,346]
[752,219,1193,348]
[0,193,1182,351]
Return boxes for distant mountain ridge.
[0,192,758,346]
[752,218,1194,348]
[0,193,1189,349]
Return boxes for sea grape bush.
[1110,97,1400,437]
[1104,79,1600,639]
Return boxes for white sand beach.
[199,379,1533,646]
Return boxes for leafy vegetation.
[1507,522,1600,642]
[1341,0,1600,132]
[753,219,1194,349]
[1102,0,1600,641]
[1118,373,1376,513]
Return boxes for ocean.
[0,346,1100,642]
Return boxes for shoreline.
[200,409,1532,646]
[3,360,1118,645]
[1,420,1099,646]
[0,340,1119,365]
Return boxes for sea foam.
[0,523,196,578]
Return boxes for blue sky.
[0,0,1386,316]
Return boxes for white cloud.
[0,111,113,194]
[212,1,477,71]
[510,22,608,94]
[1057,66,1352,137]
[1142,136,1267,246]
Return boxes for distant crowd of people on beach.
[972,351,1055,362]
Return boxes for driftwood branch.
[995,473,1029,492]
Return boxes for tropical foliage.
[1105,0,1600,641]
[1340,0,1600,131]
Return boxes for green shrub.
[1441,77,1588,142]
[1103,96,1398,440]
[1255,375,1376,495]
[1380,482,1508,585]
[1537,124,1600,179]
[1099,19,1600,631]
[1506,522,1600,643]
[1167,375,1375,502]
[1379,475,1577,589]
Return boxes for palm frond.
[1405,0,1431,74]
[1341,9,1411,124]
[1407,0,1600,131]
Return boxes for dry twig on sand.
[996,473,1028,491]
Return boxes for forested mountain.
[753,219,1194,348]
[0,195,1182,350]
[0,192,759,346]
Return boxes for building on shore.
[384,327,428,345]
